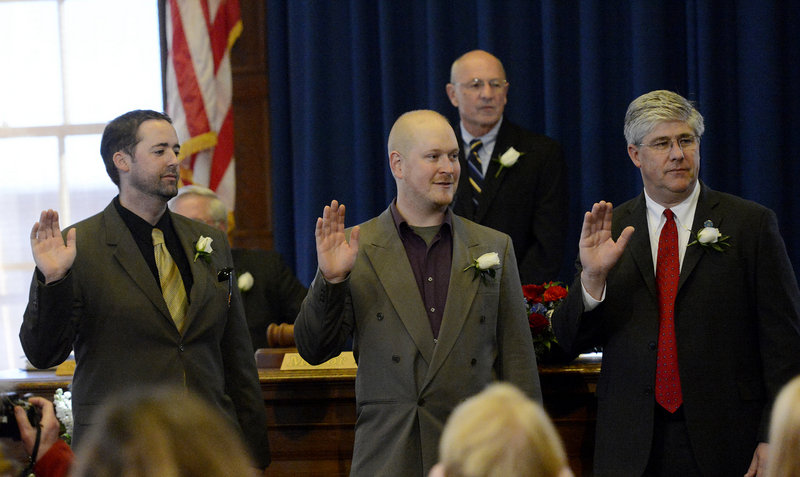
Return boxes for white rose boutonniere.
[194,235,214,262]
[688,220,730,252]
[494,147,524,178]
[463,252,500,283]
[238,271,254,292]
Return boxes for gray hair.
[170,185,228,228]
[624,90,705,145]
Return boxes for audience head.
[387,110,460,221]
[623,90,704,146]
[70,387,256,477]
[100,110,173,186]
[169,185,229,232]
[446,50,509,136]
[766,375,800,477]
[431,382,573,477]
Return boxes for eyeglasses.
[637,135,699,154]
[454,78,509,93]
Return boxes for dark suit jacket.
[20,201,270,468]
[295,207,541,477]
[231,248,307,349]
[452,118,567,284]
[553,183,800,476]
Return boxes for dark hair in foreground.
[100,110,172,186]
[71,386,255,477]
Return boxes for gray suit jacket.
[295,207,541,477]
[553,183,800,476]
[20,201,270,468]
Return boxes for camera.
[0,392,40,440]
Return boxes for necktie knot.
[152,227,165,246]
[469,138,483,156]
[664,208,675,221]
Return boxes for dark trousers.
[643,406,703,477]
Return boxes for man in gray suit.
[295,110,541,476]
[20,110,270,468]
[553,90,800,476]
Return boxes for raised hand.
[30,209,76,284]
[579,201,634,299]
[315,200,360,283]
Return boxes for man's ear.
[446,83,459,107]
[113,151,131,173]
[627,144,642,169]
[388,150,403,179]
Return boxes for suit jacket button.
[644,385,653,395]
[470,358,477,366]
[418,398,425,406]
[377,312,384,321]
[648,341,657,351]
[179,344,185,352]
[479,315,486,323]
[392,354,400,363]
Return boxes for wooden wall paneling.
[231,0,273,250]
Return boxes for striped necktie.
[655,209,682,412]
[152,228,188,332]
[467,138,484,211]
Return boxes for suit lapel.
[623,195,658,301]
[103,204,174,323]
[363,210,436,364]
[474,120,515,222]
[424,217,481,385]
[679,184,721,291]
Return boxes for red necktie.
[655,209,682,412]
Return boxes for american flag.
[166,0,241,211]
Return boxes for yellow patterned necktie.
[152,228,188,332]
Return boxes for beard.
[129,168,179,201]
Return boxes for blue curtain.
[267,0,800,286]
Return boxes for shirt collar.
[389,199,453,235]
[643,181,700,230]
[460,116,503,147]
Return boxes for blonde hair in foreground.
[438,383,569,477]
[71,387,255,477]
[766,375,800,477]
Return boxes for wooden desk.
[1,356,600,476]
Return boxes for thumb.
[65,227,77,249]
[616,226,635,251]
[348,225,361,251]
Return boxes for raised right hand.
[578,201,634,299]
[30,209,76,284]
[315,200,360,283]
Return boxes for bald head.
[387,110,460,225]
[449,49,506,83]
[387,110,454,157]
[446,50,509,137]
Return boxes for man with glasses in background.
[552,90,800,476]
[447,49,567,284]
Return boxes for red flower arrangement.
[523,282,568,361]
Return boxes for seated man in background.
[429,382,573,477]
[170,185,307,349]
